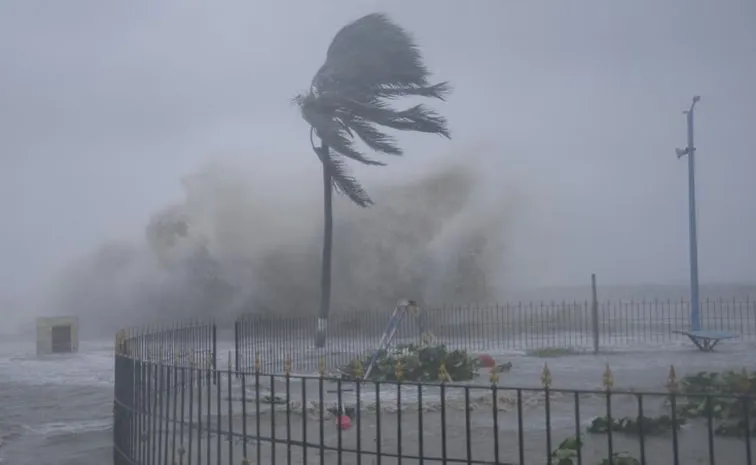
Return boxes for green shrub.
[550,436,581,465]
[340,344,478,382]
[676,369,756,437]
[587,414,683,435]
[551,436,639,465]
[585,370,756,438]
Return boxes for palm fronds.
[296,12,451,207]
[313,141,373,208]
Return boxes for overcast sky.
[1,0,754,305]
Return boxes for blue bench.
[673,330,738,352]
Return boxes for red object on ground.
[478,353,495,368]
[337,415,352,430]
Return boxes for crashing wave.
[48,153,520,334]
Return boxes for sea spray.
[46,153,525,334]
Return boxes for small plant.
[587,414,684,435]
[340,344,478,382]
[550,436,581,465]
[551,436,640,465]
[676,369,756,437]
[587,370,756,438]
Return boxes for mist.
[41,151,538,335]
[2,0,755,337]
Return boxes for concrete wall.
[36,316,79,355]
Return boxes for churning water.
[0,340,114,465]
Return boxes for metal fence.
[113,340,755,465]
[117,319,217,368]
[235,298,756,373]
[114,320,218,465]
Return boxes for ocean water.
[0,340,114,465]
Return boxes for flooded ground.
[3,334,754,464]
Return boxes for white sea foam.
[0,340,114,387]
[21,419,112,436]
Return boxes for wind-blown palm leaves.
[295,12,451,347]
[296,12,451,206]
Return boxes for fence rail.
[114,300,756,464]
[118,319,217,368]
[235,298,756,373]
[113,350,755,465]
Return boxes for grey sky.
[1,0,755,306]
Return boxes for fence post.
[234,320,240,377]
[591,273,600,353]
[112,335,120,465]
[212,323,217,385]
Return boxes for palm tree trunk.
[315,144,333,348]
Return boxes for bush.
[340,344,478,382]
[587,414,683,435]
[677,369,756,437]
[586,370,756,438]
[551,437,639,465]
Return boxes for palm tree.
[295,12,451,347]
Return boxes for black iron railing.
[114,328,756,465]
[118,319,217,368]
[234,298,756,373]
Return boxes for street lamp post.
[675,96,702,331]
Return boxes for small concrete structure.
[36,316,79,355]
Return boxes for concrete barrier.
[36,316,79,354]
